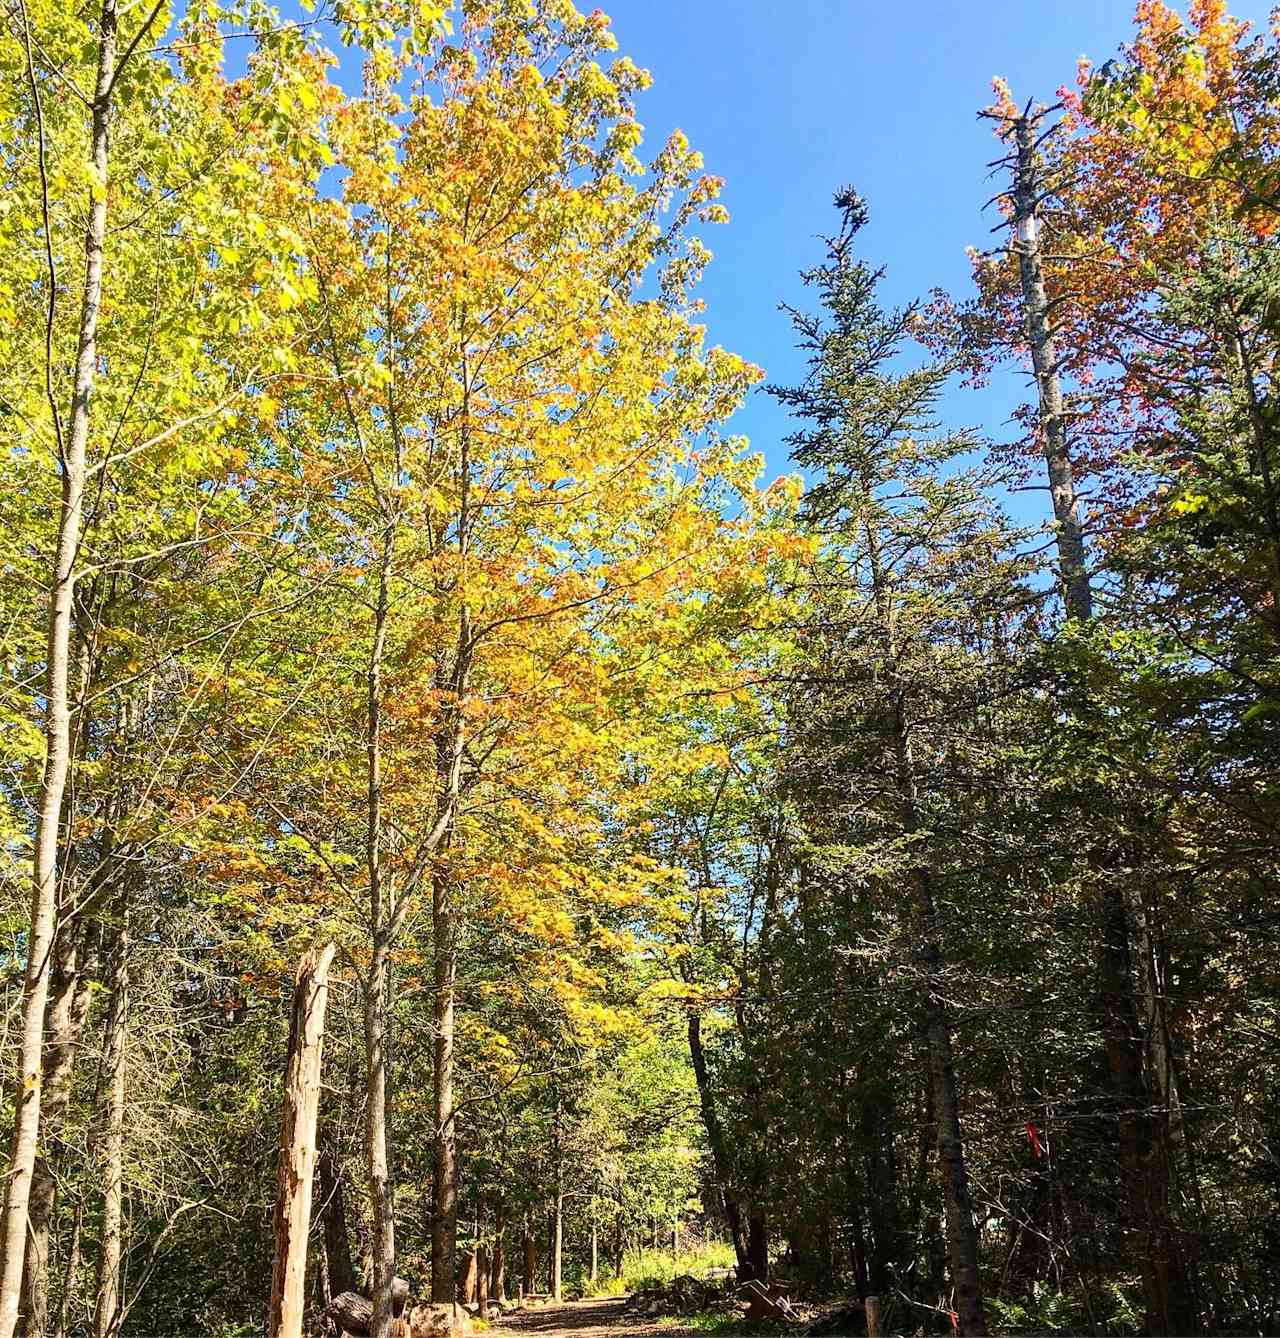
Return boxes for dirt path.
[495,1295,700,1338]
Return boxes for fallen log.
[324,1279,410,1335]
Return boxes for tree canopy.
[0,3,1277,1337]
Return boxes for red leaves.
[1026,1120,1045,1159]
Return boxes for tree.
[766,189,1045,1334]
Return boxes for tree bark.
[363,523,397,1338]
[522,1216,536,1296]
[269,942,336,1338]
[491,1214,506,1303]
[430,871,458,1304]
[919,927,985,1337]
[860,1088,903,1297]
[686,1012,751,1277]
[745,1211,769,1286]
[458,1251,477,1306]
[318,1140,357,1299]
[365,940,396,1338]
[1098,886,1194,1336]
[52,1195,84,1338]
[0,8,117,1333]
[894,738,986,1335]
[1010,114,1091,622]
[93,897,129,1338]
[549,1206,563,1301]
[550,1105,563,1301]
[22,916,97,1334]
[476,1243,490,1310]
[430,319,475,1311]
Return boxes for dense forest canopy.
[0,1,1277,1336]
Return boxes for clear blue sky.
[588,0,1274,485]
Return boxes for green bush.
[575,1241,737,1299]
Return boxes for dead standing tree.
[269,942,337,1338]
[984,97,1196,1337]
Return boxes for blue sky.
[585,0,1275,488]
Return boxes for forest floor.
[495,1296,701,1337]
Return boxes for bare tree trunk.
[1010,115,1091,622]
[522,1217,536,1296]
[892,739,985,1334]
[458,1251,477,1306]
[93,898,128,1338]
[745,1211,768,1286]
[430,870,458,1304]
[363,525,398,1338]
[1098,887,1194,1336]
[52,1196,84,1338]
[365,940,396,1337]
[687,1013,751,1277]
[860,1087,903,1297]
[25,620,107,1337]
[0,7,117,1330]
[549,1205,563,1301]
[919,922,985,1336]
[430,308,475,1314]
[269,942,336,1338]
[23,917,97,1334]
[476,1242,490,1310]
[550,1104,563,1301]
[491,1215,506,1303]
[590,1220,598,1283]
[318,1140,357,1298]
[1008,111,1194,1337]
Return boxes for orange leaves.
[183,0,788,1042]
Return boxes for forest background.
[1,2,1278,1338]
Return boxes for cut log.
[326,1291,372,1336]
[324,1279,410,1336]
[406,1302,471,1338]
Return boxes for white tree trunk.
[1010,113,1092,622]
[0,8,116,1333]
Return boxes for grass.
[575,1241,738,1300]
[671,1312,790,1335]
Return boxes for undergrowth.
[574,1241,737,1299]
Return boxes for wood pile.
[624,1273,738,1319]
[741,1279,801,1324]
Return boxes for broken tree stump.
[267,942,336,1338]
